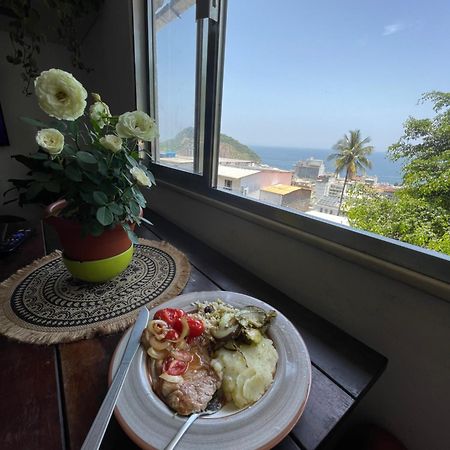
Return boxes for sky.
[156,0,450,152]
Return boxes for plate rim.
[109,290,312,450]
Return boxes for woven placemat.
[0,239,190,345]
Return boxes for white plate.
[110,291,311,450]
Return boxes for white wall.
[147,184,450,450]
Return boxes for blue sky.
[156,0,450,151]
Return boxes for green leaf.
[122,223,139,244]
[98,159,108,176]
[96,206,114,226]
[49,120,67,132]
[129,200,141,217]
[44,180,60,193]
[21,116,48,128]
[80,191,94,204]
[44,161,64,171]
[90,222,104,236]
[132,187,146,207]
[108,203,124,215]
[93,191,108,205]
[84,171,101,185]
[33,171,51,182]
[29,152,49,160]
[76,151,97,165]
[65,164,83,182]
[62,145,76,157]
[125,153,138,167]
[146,170,156,186]
[26,182,43,200]
[81,220,104,237]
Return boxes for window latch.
[196,0,219,22]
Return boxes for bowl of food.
[110,291,311,450]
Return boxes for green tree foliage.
[346,92,450,255]
[328,130,374,215]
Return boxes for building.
[374,184,400,199]
[218,157,258,167]
[294,158,325,180]
[217,165,261,198]
[314,195,341,216]
[260,184,312,211]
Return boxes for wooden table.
[0,212,387,450]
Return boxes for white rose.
[91,92,102,102]
[130,166,151,187]
[116,111,157,141]
[99,135,122,153]
[36,128,64,155]
[34,69,87,121]
[89,101,111,128]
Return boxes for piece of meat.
[152,340,221,415]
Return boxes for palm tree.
[328,130,373,215]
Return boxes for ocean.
[250,145,403,184]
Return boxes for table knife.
[81,307,150,450]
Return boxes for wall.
[0,0,135,220]
[0,31,72,219]
[76,0,136,115]
[146,184,450,450]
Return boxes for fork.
[163,395,222,450]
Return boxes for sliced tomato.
[186,316,204,337]
[163,357,188,376]
[154,308,186,329]
[164,329,180,341]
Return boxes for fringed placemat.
[0,239,190,345]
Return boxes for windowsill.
[150,165,450,303]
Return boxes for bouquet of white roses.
[6,68,157,242]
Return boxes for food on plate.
[141,300,278,415]
[212,336,278,409]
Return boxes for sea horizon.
[249,144,403,184]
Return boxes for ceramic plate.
[110,291,311,450]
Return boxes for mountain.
[160,127,261,162]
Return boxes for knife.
[81,307,150,450]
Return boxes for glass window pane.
[154,0,198,173]
[219,0,450,256]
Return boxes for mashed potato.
[211,337,278,408]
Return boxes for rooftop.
[296,158,324,167]
[218,165,260,179]
[305,210,349,226]
[260,184,303,195]
[316,196,341,208]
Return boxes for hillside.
[160,127,261,162]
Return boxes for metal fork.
[163,394,222,450]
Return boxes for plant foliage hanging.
[2,0,104,95]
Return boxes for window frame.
[138,0,450,290]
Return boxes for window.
[152,0,199,174]
[140,0,450,285]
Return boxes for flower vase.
[45,202,134,282]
